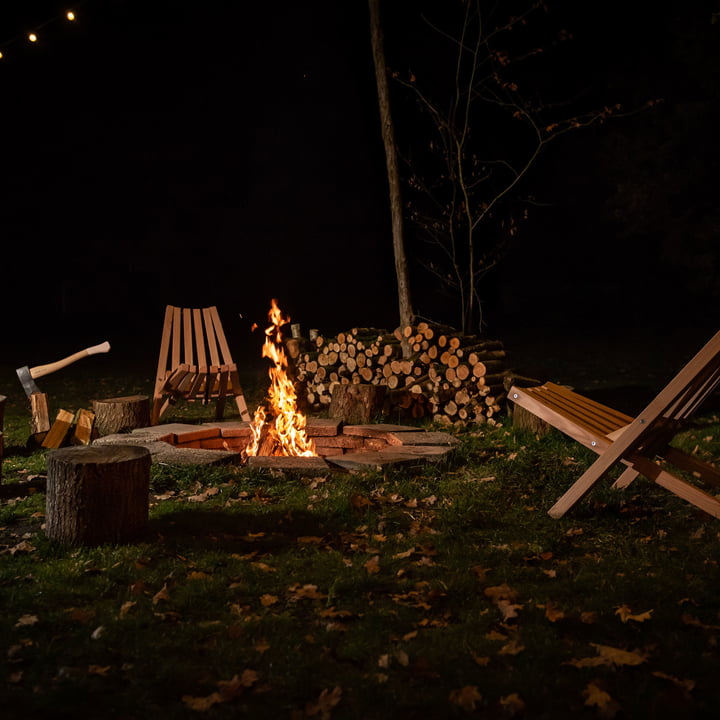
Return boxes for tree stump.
[45,445,151,546]
[0,394,5,481]
[511,404,551,436]
[91,395,151,436]
[329,384,387,424]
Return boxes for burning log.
[245,300,317,458]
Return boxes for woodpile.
[291,323,509,427]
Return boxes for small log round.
[328,384,387,424]
[91,395,151,436]
[0,394,5,481]
[45,445,151,546]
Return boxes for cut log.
[329,384,387,424]
[42,409,75,449]
[91,395,151,436]
[72,409,96,446]
[29,391,51,445]
[45,445,151,546]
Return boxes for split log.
[92,395,151,436]
[45,445,151,546]
[29,392,51,446]
[71,409,96,446]
[0,394,5,481]
[329,384,387,424]
[42,409,75,449]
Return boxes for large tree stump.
[45,445,151,546]
[91,395,151,436]
[329,384,387,424]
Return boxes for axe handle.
[30,341,111,380]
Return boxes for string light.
[0,2,90,61]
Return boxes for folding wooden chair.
[509,330,720,519]
[151,306,251,425]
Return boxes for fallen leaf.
[394,649,410,667]
[543,602,565,622]
[305,685,342,718]
[182,692,223,711]
[497,599,523,620]
[260,594,279,607]
[187,571,212,581]
[254,638,270,654]
[364,555,381,575]
[652,671,696,692]
[15,614,39,628]
[119,601,137,618]
[498,638,525,656]
[449,685,482,712]
[9,540,36,555]
[500,693,525,714]
[153,583,171,605]
[582,681,620,718]
[287,583,327,601]
[88,665,112,676]
[567,643,649,668]
[615,604,653,623]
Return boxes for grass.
[1,358,720,719]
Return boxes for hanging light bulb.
[28,33,38,43]
[66,11,76,21]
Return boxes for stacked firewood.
[291,323,509,426]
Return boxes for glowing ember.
[245,300,317,457]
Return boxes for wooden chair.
[151,306,251,425]
[508,330,720,519]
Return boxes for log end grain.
[92,395,151,436]
[45,445,151,546]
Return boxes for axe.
[16,341,111,398]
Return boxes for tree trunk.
[368,0,414,354]
[92,395,151,436]
[45,445,151,546]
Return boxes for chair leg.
[611,467,640,489]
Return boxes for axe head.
[16,365,41,398]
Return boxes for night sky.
[1,1,719,366]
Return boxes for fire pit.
[93,301,459,469]
[93,418,459,471]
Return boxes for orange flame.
[245,300,316,457]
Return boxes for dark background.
[1,0,719,377]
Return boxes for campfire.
[244,300,317,458]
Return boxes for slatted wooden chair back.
[151,305,250,425]
[509,329,720,519]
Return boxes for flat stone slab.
[246,456,330,472]
[153,446,241,466]
[341,423,418,438]
[386,431,459,447]
[93,437,241,466]
[325,445,452,472]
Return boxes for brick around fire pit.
[92,418,459,470]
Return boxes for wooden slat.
[203,307,221,367]
[193,308,207,370]
[183,308,194,365]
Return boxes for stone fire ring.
[92,418,459,472]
